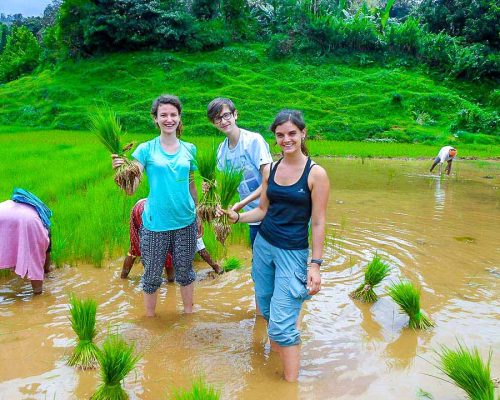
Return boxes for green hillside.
[0,43,498,145]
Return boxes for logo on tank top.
[298,188,305,193]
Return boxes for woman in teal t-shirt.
[112,95,200,317]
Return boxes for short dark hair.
[207,97,236,122]
[270,109,309,156]
[151,94,183,137]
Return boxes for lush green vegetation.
[0,0,497,145]
[0,44,498,145]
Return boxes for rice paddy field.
[0,128,499,399]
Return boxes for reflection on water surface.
[1,159,499,399]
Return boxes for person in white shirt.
[207,98,273,246]
[430,146,457,175]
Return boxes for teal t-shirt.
[132,137,197,231]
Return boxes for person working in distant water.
[0,188,52,294]
[430,146,457,175]
[121,198,222,279]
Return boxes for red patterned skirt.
[129,199,173,269]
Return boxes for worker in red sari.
[121,199,222,279]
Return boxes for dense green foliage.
[0,23,9,53]
[418,0,499,47]
[0,0,498,82]
[0,26,41,82]
[0,44,497,144]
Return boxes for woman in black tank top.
[224,110,330,382]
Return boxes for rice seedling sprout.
[89,106,140,195]
[387,280,434,330]
[434,342,495,400]
[349,255,390,303]
[67,294,100,369]
[172,377,221,400]
[214,167,243,245]
[222,256,243,272]
[91,334,141,400]
[197,142,219,222]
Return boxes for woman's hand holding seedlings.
[215,205,239,223]
[111,154,125,169]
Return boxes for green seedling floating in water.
[91,334,141,400]
[433,342,495,400]
[197,141,219,222]
[172,377,221,400]
[214,167,243,246]
[387,280,434,330]
[67,294,100,369]
[222,256,243,272]
[89,106,140,195]
[349,255,390,303]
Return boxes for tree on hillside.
[192,0,220,20]
[56,0,93,58]
[84,0,198,52]
[0,23,9,53]
[0,26,41,82]
[222,0,252,37]
[418,0,499,48]
[42,1,63,29]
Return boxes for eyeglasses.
[213,112,233,124]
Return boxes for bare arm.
[227,164,270,223]
[307,165,330,295]
[232,163,270,212]
[189,171,203,236]
[445,159,453,175]
[232,185,261,211]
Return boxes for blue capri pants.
[252,233,311,347]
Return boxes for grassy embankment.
[0,43,498,145]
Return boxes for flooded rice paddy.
[1,158,499,399]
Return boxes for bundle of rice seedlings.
[91,334,140,400]
[67,294,100,369]
[197,143,219,222]
[172,377,221,400]
[89,107,140,195]
[387,280,434,330]
[214,167,243,245]
[435,342,495,400]
[349,255,390,303]
[222,256,243,272]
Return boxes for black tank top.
[259,157,314,250]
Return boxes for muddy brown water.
[1,159,499,400]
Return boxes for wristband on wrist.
[235,212,240,223]
[310,258,323,266]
